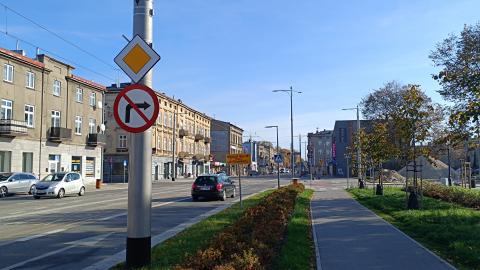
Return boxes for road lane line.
[16,229,66,242]
[98,197,191,221]
[0,188,186,221]
[0,233,113,270]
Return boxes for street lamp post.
[273,87,302,180]
[265,125,280,188]
[342,105,363,188]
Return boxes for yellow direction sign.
[226,154,251,164]
[114,35,161,83]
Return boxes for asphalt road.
[0,176,292,270]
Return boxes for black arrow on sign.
[125,102,151,123]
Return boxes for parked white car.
[0,172,39,197]
[33,172,85,199]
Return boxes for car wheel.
[29,185,35,195]
[78,187,85,196]
[0,186,8,198]
[220,190,226,201]
[57,188,65,199]
[231,188,235,198]
[33,196,40,199]
[192,195,198,201]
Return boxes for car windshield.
[0,173,13,181]
[195,176,217,185]
[41,173,66,182]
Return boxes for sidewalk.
[311,185,456,270]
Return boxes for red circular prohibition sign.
[113,84,159,133]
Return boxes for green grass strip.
[274,189,315,270]
[113,189,274,270]
[349,187,480,270]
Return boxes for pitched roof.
[68,75,106,91]
[0,47,46,70]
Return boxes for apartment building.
[210,119,243,175]
[0,47,105,183]
[103,83,211,182]
[307,129,333,176]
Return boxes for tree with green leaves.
[430,23,480,136]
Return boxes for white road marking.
[0,187,186,221]
[0,233,113,270]
[16,229,66,242]
[98,197,191,221]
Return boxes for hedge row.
[421,182,480,209]
[176,183,305,270]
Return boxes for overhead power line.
[0,2,120,72]
[0,30,116,82]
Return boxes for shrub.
[421,182,480,209]
[176,184,303,270]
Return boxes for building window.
[53,80,61,96]
[157,136,162,149]
[88,118,96,134]
[339,128,347,143]
[74,116,82,135]
[89,92,96,107]
[118,135,127,148]
[163,113,168,127]
[22,152,33,173]
[164,137,167,150]
[25,72,35,89]
[3,64,13,83]
[1,99,13,120]
[76,88,83,103]
[85,157,95,177]
[24,105,35,128]
[71,156,82,173]
[0,151,12,172]
[51,110,60,127]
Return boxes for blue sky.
[1,0,479,151]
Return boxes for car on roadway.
[191,173,236,201]
[0,172,39,197]
[33,172,85,199]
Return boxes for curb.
[310,191,323,270]
[347,191,457,270]
[82,188,271,270]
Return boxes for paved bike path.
[311,183,455,270]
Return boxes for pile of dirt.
[397,156,459,181]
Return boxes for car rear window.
[194,176,217,185]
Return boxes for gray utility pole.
[172,111,177,181]
[127,0,153,268]
[273,86,302,180]
[357,105,362,182]
[342,105,361,183]
[298,134,302,175]
[265,125,280,188]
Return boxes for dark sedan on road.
[191,174,236,201]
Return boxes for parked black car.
[191,173,236,201]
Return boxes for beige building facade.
[210,119,244,176]
[0,47,105,183]
[103,84,211,182]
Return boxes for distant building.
[104,83,211,182]
[307,129,333,176]
[242,140,258,174]
[210,119,243,175]
[332,120,372,177]
[258,141,274,174]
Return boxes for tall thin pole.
[127,0,153,267]
[172,112,176,181]
[447,143,451,186]
[346,155,349,188]
[299,134,302,176]
[356,105,362,182]
[276,126,280,188]
[290,86,294,179]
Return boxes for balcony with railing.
[0,119,28,137]
[47,127,72,142]
[179,129,188,138]
[204,136,211,144]
[194,133,204,142]
[87,133,106,147]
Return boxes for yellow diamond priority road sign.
[114,35,161,83]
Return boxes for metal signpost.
[226,153,250,207]
[113,1,161,267]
